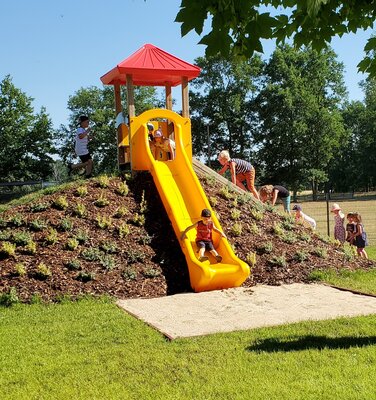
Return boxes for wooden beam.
[114,83,125,166]
[165,84,172,110]
[181,76,189,118]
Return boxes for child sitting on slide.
[180,208,226,263]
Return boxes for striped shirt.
[75,127,89,156]
[229,158,253,174]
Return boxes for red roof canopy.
[100,44,201,87]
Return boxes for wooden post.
[126,74,135,169]
[181,76,189,118]
[166,85,172,110]
[114,82,125,166]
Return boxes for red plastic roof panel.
[100,44,201,87]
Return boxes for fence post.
[326,193,330,237]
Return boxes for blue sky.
[0,0,373,129]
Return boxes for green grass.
[0,299,375,400]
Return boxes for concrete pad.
[116,283,376,339]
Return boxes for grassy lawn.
[1,299,376,400]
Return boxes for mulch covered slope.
[0,171,374,303]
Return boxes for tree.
[189,54,263,162]
[0,75,56,181]
[253,45,347,198]
[56,85,160,173]
[175,0,376,76]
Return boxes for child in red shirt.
[180,209,226,262]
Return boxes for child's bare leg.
[210,249,222,262]
[85,159,93,175]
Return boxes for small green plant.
[65,259,81,271]
[299,232,312,242]
[308,270,326,282]
[0,216,7,227]
[35,262,52,279]
[30,202,49,212]
[118,223,130,238]
[127,249,146,264]
[116,181,129,196]
[250,209,264,221]
[232,197,238,207]
[113,205,128,218]
[59,217,74,232]
[342,243,355,261]
[100,241,118,253]
[209,196,218,207]
[312,247,328,259]
[29,217,48,231]
[0,287,19,307]
[257,241,273,254]
[97,174,110,188]
[96,215,112,229]
[0,230,11,241]
[52,196,69,210]
[138,233,152,245]
[132,213,145,227]
[94,192,110,207]
[45,227,59,245]
[139,190,148,214]
[245,252,257,268]
[9,214,23,227]
[237,193,252,205]
[294,250,309,262]
[76,271,96,282]
[81,247,102,261]
[248,222,259,234]
[14,263,27,276]
[204,175,216,186]
[231,209,241,220]
[74,229,89,244]
[122,267,137,280]
[24,240,37,255]
[75,185,88,197]
[316,233,331,244]
[272,222,284,236]
[99,254,116,271]
[12,230,33,246]
[231,223,243,236]
[73,203,86,217]
[66,238,79,251]
[281,231,298,244]
[269,254,288,268]
[143,267,161,278]
[219,185,232,200]
[281,219,295,231]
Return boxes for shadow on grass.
[247,335,376,353]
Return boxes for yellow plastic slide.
[130,109,250,292]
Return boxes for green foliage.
[76,271,96,282]
[118,223,130,238]
[74,229,89,244]
[24,240,37,255]
[269,254,288,267]
[65,238,79,251]
[250,209,263,221]
[126,249,146,264]
[257,241,273,254]
[81,248,102,262]
[142,267,161,278]
[230,209,241,220]
[245,252,257,268]
[53,196,69,210]
[65,259,81,271]
[8,213,23,227]
[0,230,11,241]
[59,217,74,232]
[30,202,50,212]
[0,241,16,257]
[14,263,27,276]
[280,231,298,244]
[122,267,137,280]
[97,174,110,188]
[248,222,259,234]
[94,192,110,207]
[75,186,88,197]
[139,191,148,214]
[312,247,328,259]
[0,287,19,307]
[35,263,51,279]
[12,230,32,246]
[176,1,376,77]
[219,185,233,200]
[45,227,59,245]
[115,181,129,196]
[0,76,56,181]
[99,254,116,271]
[132,213,145,227]
[29,217,48,231]
[231,222,243,236]
[73,203,86,218]
[209,196,218,207]
[294,250,309,262]
[113,205,128,218]
[100,241,118,254]
[96,215,112,229]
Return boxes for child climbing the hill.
[352,212,368,259]
[330,203,346,244]
[259,185,291,213]
[180,208,226,263]
[217,150,260,200]
[153,130,176,160]
[292,204,316,230]
[345,212,357,246]
[68,115,93,179]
